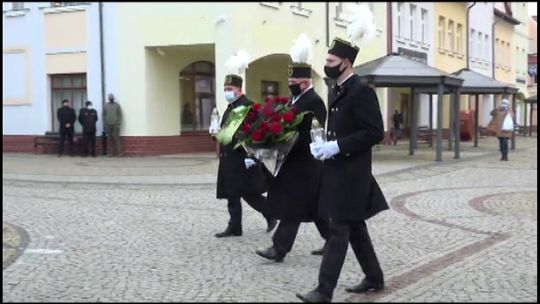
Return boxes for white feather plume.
[225,49,251,75]
[289,33,313,64]
[342,3,376,47]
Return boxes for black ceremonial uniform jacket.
[267,88,327,221]
[318,74,389,222]
[216,95,269,199]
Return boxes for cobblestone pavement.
[2,137,537,302]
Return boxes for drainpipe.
[326,2,330,47]
[466,2,476,69]
[99,2,106,108]
[385,2,393,145]
[387,2,392,54]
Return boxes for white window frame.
[456,24,462,55]
[397,3,403,38]
[448,19,454,53]
[484,34,489,63]
[409,4,416,42]
[420,9,427,44]
[438,16,445,51]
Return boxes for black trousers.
[272,218,329,255]
[498,137,509,159]
[58,127,74,156]
[227,194,268,233]
[316,220,383,298]
[82,131,96,156]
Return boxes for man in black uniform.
[214,73,277,238]
[57,99,77,157]
[78,101,98,157]
[296,37,389,302]
[253,61,329,262]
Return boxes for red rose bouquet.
[216,96,308,176]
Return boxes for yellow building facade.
[433,2,467,129]
[114,2,388,138]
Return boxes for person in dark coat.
[78,101,99,157]
[296,37,389,303]
[253,60,329,263]
[214,73,277,238]
[57,99,77,157]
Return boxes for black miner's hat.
[288,63,311,78]
[224,74,242,88]
[328,37,359,64]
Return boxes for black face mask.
[289,83,303,96]
[324,61,345,79]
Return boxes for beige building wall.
[115,2,388,136]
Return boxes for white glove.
[244,158,257,169]
[313,140,340,160]
[310,142,323,158]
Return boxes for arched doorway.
[179,61,215,132]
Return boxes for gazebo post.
[474,94,479,147]
[511,93,516,150]
[429,94,433,147]
[524,102,528,136]
[410,87,418,155]
[436,84,444,161]
[454,87,461,159]
[448,90,453,151]
[530,102,534,136]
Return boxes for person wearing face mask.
[78,101,99,157]
[57,99,77,157]
[297,36,389,303]
[253,34,329,263]
[214,72,277,238]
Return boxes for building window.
[506,42,510,68]
[448,20,454,52]
[409,4,416,41]
[456,24,462,54]
[476,31,482,59]
[438,16,445,49]
[484,34,489,62]
[12,2,24,10]
[420,9,427,44]
[495,38,500,65]
[470,29,475,58]
[261,80,279,100]
[397,3,403,37]
[51,74,87,133]
[179,61,215,132]
[50,2,88,7]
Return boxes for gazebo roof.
[415,68,519,94]
[525,95,537,103]
[353,53,463,88]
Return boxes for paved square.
[3,137,537,302]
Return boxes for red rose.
[241,123,251,132]
[265,96,273,104]
[252,103,263,112]
[271,114,281,122]
[283,111,295,123]
[280,97,289,104]
[270,122,282,134]
[246,111,257,122]
[252,129,263,141]
[259,122,270,132]
[263,104,274,117]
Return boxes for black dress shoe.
[311,243,326,256]
[296,290,331,303]
[345,278,384,293]
[266,218,278,233]
[255,247,284,262]
[214,227,242,238]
